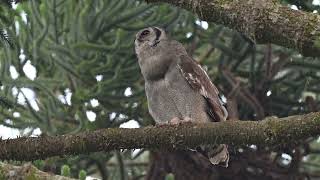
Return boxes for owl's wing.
[177,54,228,122]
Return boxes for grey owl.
[134,27,229,167]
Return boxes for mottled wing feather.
[177,54,228,122]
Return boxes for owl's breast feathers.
[177,54,228,122]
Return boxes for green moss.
[263,118,281,143]
[313,115,320,124]
[0,165,5,180]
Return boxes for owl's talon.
[169,117,181,125]
[155,122,169,127]
[155,117,187,127]
[183,117,192,122]
[168,117,193,125]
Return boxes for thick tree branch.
[145,0,320,57]
[0,112,319,161]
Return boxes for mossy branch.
[0,112,319,161]
[0,162,75,180]
[145,0,320,57]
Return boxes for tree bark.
[145,0,320,57]
[0,112,319,161]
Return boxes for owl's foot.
[155,117,193,127]
[169,116,192,125]
[155,119,180,127]
[155,122,169,127]
[169,117,181,125]
[182,117,192,122]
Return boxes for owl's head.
[134,27,167,53]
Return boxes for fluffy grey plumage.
[134,27,229,167]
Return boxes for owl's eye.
[141,30,150,36]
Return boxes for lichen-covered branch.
[0,112,319,161]
[0,162,75,180]
[145,0,320,57]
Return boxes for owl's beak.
[136,36,143,42]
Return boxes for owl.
[134,27,229,167]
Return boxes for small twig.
[197,46,215,63]
[222,68,265,119]
[116,151,126,180]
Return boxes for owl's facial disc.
[135,27,165,48]
[151,27,162,47]
[137,29,151,42]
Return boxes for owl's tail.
[198,144,229,167]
